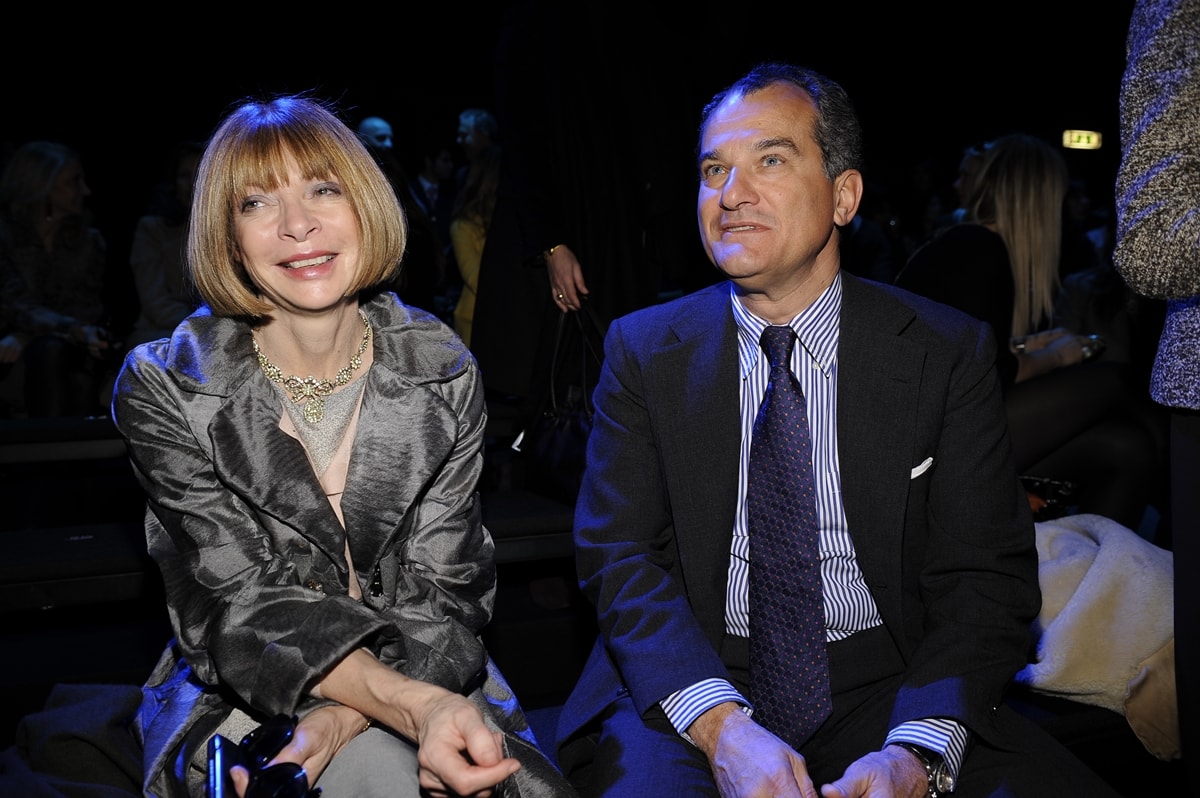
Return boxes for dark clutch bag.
[207,714,321,798]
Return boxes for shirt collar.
[730,272,842,380]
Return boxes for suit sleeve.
[573,317,735,717]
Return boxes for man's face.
[953,150,984,208]
[49,158,90,217]
[358,118,393,151]
[432,149,456,180]
[696,82,846,295]
[457,116,490,162]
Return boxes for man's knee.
[558,700,716,797]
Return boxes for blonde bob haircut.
[188,94,407,320]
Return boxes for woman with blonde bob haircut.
[188,96,406,319]
[112,94,574,798]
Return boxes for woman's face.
[48,158,90,218]
[234,155,362,317]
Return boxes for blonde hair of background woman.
[967,133,1069,339]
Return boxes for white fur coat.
[1015,513,1178,760]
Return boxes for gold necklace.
[252,311,372,424]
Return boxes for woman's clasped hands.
[228,694,520,798]
[1011,326,1106,382]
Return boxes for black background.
[7,2,1136,328]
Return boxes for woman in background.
[124,140,203,350]
[897,133,1161,529]
[449,109,502,348]
[0,140,113,416]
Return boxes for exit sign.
[1063,130,1102,150]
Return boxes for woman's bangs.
[228,124,342,197]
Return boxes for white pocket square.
[910,456,934,479]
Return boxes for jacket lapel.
[339,377,455,574]
[339,294,476,574]
[173,295,462,579]
[208,374,350,566]
[836,274,924,630]
[654,285,742,614]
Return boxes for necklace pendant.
[303,396,326,424]
[252,310,372,428]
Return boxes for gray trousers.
[315,725,422,797]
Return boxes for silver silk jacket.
[112,291,573,797]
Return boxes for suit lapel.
[836,275,924,630]
[654,286,742,610]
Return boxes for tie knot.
[759,325,796,371]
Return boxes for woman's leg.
[1005,362,1133,471]
[1022,416,1158,529]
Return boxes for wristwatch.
[891,742,955,796]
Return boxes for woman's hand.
[309,648,521,797]
[1012,327,1103,383]
[229,704,369,797]
[548,244,589,311]
[74,324,111,359]
[412,691,520,797]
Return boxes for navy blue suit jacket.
[555,272,1039,750]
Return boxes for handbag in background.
[512,299,606,504]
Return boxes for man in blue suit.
[554,62,1120,797]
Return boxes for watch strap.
[891,742,947,797]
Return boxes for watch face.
[934,763,956,793]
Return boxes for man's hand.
[689,703,818,798]
[818,744,928,798]
[75,324,111,359]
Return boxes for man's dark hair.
[699,62,864,180]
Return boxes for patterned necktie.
[747,324,832,749]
